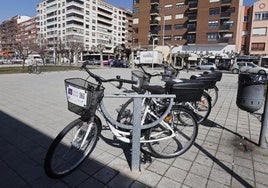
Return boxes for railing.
[218,38,229,43]
[188,14,197,20]
[219,24,230,31]
[150,0,159,4]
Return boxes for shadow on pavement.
[0,111,146,187]
[197,118,255,188]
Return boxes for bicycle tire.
[182,91,211,124]
[44,117,101,178]
[28,65,33,74]
[116,98,134,125]
[146,105,198,158]
[35,66,41,74]
[206,86,218,107]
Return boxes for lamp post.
[148,32,158,69]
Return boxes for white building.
[36,0,131,53]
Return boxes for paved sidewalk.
[0,68,268,188]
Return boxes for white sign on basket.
[66,85,88,107]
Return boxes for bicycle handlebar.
[81,63,137,89]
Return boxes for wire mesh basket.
[131,70,150,93]
[64,78,104,116]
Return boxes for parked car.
[196,62,217,70]
[230,62,268,74]
[110,59,129,68]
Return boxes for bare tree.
[33,38,50,65]
[14,40,35,69]
[66,40,84,66]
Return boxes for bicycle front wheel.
[146,105,198,158]
[44,117,101,178]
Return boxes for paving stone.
[156,177,181,188]
[184,172,208,188]
[136,170,162,187]
[164,166,188,183]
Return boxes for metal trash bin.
[236,73,265,113]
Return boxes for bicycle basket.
[131,70,150,93]
[64,78,104,116]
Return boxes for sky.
[0,0,258,23]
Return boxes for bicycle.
[28,61,41,74]
[119,63,212,124]
[44,63,198,178]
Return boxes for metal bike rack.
[259,84,268,148]
[103,94,175,171]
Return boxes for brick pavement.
[0,68,268,187]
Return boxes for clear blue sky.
[0,0,258,23]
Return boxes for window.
[165,25,172,30]
[252,27,267,36]
[133,18,139,24]
[207,33,218,41]
[244,16,249,22]
[176,2,184,8]
[175,14,184,19]
[208,21,219,28]
[255,12,268,21]
[174,24,184,30]
[209,8,220,15]
[251,43,265,51]
[164,15,172,20]
[133,0,139,4]
[174,35,183,40]
[165,4,173,10]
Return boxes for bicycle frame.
[98,93,176,144]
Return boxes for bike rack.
[103,94,176,172]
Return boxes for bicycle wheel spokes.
[45,119,100,178]
[147,106,198,158]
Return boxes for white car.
[196,62,217,70]
[239,62,268,74]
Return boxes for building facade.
[132,0,244,56]
[248,0,268,55]
[37,0,132,54]
[0,16,37,57]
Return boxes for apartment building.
[132,0,244,56]
[0,16,37,57]
[248,0,268,55]
[17,17,38,47]
[37,0,132,54]
[0,16,18,54]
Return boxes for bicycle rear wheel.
[206,86,218,107]
[190,91,212,124]
[44,117,101,178]
[146,105,198,158]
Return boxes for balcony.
[188,14,197,21]
[188,3,198,10]
[220,12,231,19]
[150,0,159,5]
[150,30,159,36]
[187,38,196,44]
[219,24,230,31]
[218,38,229,43]
[187,27,196,33]
[150,20,159,25]
[221,0,232,6]
[150,9,159,15]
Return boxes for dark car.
[110,59,129,68]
